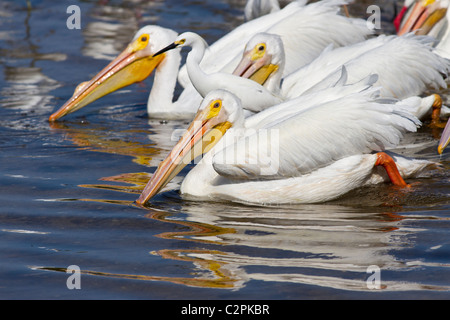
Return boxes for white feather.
[280,34,450,100]
[212,82,421,181]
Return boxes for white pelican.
[232,31,450,143]
[136,77,435,206]
[153,32,283,114]
[233,32,450,103]
[245,0,281,21]
[48,0,370,121]
[179,0,370,83]
[396,0,450,59]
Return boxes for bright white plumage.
[244,0,281,21]
[231,31,450,138]
[136,77,434,206]
[49,0,370,121]
[154,32,284,113]
[47,0,449,207]
[235,32,450,101]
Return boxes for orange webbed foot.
[375,152,409,187]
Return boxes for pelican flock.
[394,0,450,154]
[49,0,450,206]
[136,81,433,205]
[49,0,370,120]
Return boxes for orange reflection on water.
[147,211,236,244]
[45,116,450,292]
[49,121,157,166]
[36,247,241,289]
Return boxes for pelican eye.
[251,43,266,61]
[206,99,222,119]
[134,33,149,51]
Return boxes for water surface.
[1,0,450,300]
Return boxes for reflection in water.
[47,118,189,202]
[48,120,158,166]
[0,4,64,115]
[36,248,242,289]
[35,202,450,291]
[44,104,450,293]
[81,1,165,61]
[33,116,450,292]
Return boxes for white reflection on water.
[34,200,450,292]
[140,201,450,291]
[0,3,63,119]
[39,108,450,292]
[1,228,49,235]
[81,0,161,61]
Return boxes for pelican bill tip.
[48,112,60,122]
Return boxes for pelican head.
[136,89,243,206]
[232,32,284,86]
[49,25,178,121]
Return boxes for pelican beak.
[136,100,232,206]
[416,7,447,35]
[232,49,278,86]
[398,0,445,35]
[438,120,450,154]
[49,34,165,121]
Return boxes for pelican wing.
[344,34,450,98]
[280,38,387,98]
[281,34,450,99]
[246,68,378,129]
[177,0,370,87]
[211,82,421,180]
[267,0,371,76]
[176,0,306,88]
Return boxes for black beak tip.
[153,42,179,57]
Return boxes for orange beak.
[232,48,278,86]
[398,0,446,36]
[49,34,165,121]
[136,105,232,206]
[438,119,450,154]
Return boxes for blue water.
[1,0,450,300]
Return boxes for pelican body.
[136,77,434,206]
[153,32,283,114]
[233,32,450,102]
[232,31,450,154]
